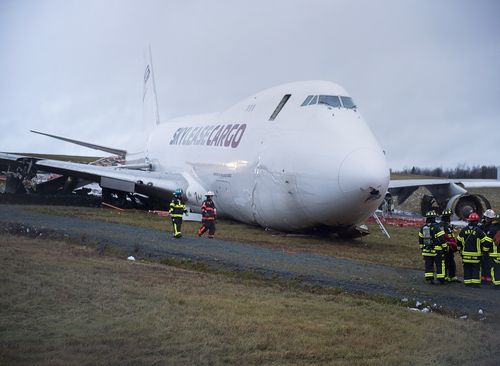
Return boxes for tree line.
[395,164,498,179]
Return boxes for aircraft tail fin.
[142,46,161,130]
[30,130,127,157]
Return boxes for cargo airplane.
[1,60,499,236]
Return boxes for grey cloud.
[0,0,499,168]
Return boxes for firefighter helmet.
[441,209,452,217]
[483,209,496,219]
[467,212,480,222]
[205,191,214,197]
[174,188,183,197]
[425,210,437,218]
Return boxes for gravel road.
[1,204,499,321]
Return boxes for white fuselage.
[143,81,389,231]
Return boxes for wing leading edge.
[388,176,500,219]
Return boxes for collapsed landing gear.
[101,188,158,210]
[3,160,37,194]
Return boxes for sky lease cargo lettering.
[169,123,247,148]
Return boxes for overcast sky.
[0,0,499,170]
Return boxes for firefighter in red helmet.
[456,212,493,287]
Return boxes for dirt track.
[1,204,500,321]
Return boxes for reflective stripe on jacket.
[201,199,216,221]
[457,225,492,263]
[169,198,186,218]
[487,223,500,262]
[418,222,447,256]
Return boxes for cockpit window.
[269,94,291,121]
[318,95,341,108]
[340,96,356,109]
[300,94,357,109]
[301,95,313,106]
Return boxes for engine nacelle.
[447,193,491,220]
[420,193,491,220]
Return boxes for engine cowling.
[447,193,491,220]
[420,193,491,220]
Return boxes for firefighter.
[479,209,496,232]
[169,188,187,238]
[440,209,459,282]
[456,212,493,287]
[479,209,496,283]
[486,214,500,289]
[197,191,217,239]
[418,210,447,284]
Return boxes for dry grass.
[469,188,500,210]
[1,234,498,365]
[390,173,439,180]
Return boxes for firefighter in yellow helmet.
[456,212,493,287]
[418,210,448,284]
[169,188,187,238]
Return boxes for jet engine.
[420,193,491,220]
[447,193,491,219]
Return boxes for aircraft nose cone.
[338,148,389,194]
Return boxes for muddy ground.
[1,203,499,322]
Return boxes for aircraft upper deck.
[217,80,358,121]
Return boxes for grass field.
[1,234,499,366]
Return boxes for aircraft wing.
[387,176,500,218]
[0,152,187,198]
[389,178,500,190]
